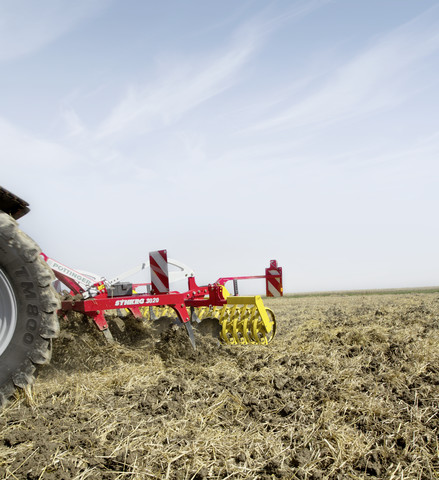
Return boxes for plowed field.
[0,293,438,479]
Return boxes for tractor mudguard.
[0,186,30,220]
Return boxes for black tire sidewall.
[0,236,44,386]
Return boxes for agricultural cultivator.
[0,185,283,406]
[43,249,282,348]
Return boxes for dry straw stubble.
[0,293,438,479]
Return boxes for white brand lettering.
[115,297,160,307]
[50,261,93,287]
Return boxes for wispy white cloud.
[62,108,86,138]
[0,113,160,204]
[419,129,439,145]
[249,5,439,132]
[59,1,330,147]
[93,2,331,141]
[95,29,260,140]
[262,0,330,34]
[0,0,110,62]
[0,117,78,170]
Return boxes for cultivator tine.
[190,306,201,323]
[102,328,115,344]
[185,322,196,350]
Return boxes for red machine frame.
[42,249,282,346]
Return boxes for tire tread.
[0,212,60,407]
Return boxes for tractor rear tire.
[0,212,60,407]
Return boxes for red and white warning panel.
[265,260,283,297]
[149,249,170,294]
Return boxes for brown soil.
[0,294,438,479]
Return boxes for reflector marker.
[149,250,169,294]
[265,260,283,297]
[267,280,281,297]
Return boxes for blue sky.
[1,0,439,293]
